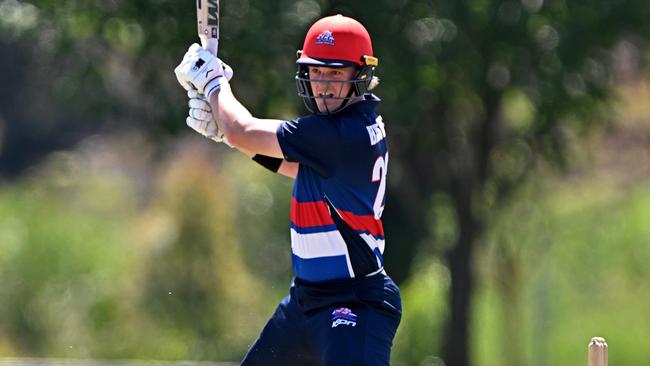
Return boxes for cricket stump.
[588,337,608,366]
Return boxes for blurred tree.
[0,0,302,179]
[0,136,139,356]
[139,143,268,360]
[0,0,191,177]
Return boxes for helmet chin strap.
[335,87,356,112]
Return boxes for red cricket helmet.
[297,14,375,67]
[295,15,379,114]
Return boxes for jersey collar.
[335,94,381,116]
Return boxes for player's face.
[309,66,357,113]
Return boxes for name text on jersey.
[367,116,386,146]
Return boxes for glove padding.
[175,44,234,98]
[186,89,232,147]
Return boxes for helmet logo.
[315,30,335,46]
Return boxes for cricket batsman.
[175,14,401,365]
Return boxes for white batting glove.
[175,44,234,98]
[186,89,233,147]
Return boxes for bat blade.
[197,0,219,55]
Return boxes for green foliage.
[4,140,650,364]
[474,180,650,366]
[391,259,449,366]
[0,137,291,361]
[390,178,650,365]
[0,148,137,356]
[136,146,270,360]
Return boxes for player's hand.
[175,44,234,97]
[219,59,234,82]
[186,89,233,147]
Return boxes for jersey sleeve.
[276,116,342,177]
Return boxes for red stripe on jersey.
[336,209,385,238]
[291,198,334,228]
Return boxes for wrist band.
[205,77,227,99]
[252,154,283,173]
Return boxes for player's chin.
[315,99,327,113]
[316,99,343,114]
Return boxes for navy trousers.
[241,273,402,366]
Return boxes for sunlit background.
[1,1,649,365]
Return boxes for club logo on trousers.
[331,307,357,328]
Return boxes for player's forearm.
[210,84,284,159]
[278,161,298,178]
[211,83,253,144]
[211,85,297,178]
[210,84,285,158]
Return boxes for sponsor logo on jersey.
[331,307,357,328]
[316,30,335,46]
[367,116,386,146]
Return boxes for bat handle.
[201,38,219,57]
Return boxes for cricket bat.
[197,0,220,56]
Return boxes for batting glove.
[175,44,234,98]
[186,89,232,147]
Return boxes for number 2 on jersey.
[372,153,388,219]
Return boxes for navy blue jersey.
[277,94,388,282]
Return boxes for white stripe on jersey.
[344,251,356,279]
[291,228,348,259]
[359,233,386,254]
[291,229,355,278]
[360,233,385,269]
